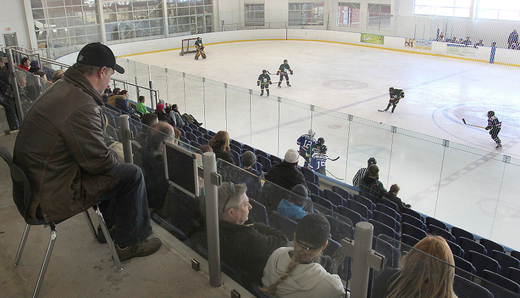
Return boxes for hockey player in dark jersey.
[379,87,404,113]
[486,110,502,149]
[309,144,328,175]
[277,59,293,88]
[194,37,206,60]
[257,69,272,97]
[297,129,316,162]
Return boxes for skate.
[378,109,387,112]
[287,82,291,87]
[277,85,281,88]
[496,143,502,149]
[260,91,264,96]
[267,91,270,97]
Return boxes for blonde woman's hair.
[208,130,230,152]
[387,236,458,298]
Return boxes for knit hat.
[284,149,299,164]
[30,60,39,68]
[242,151,257,167]
[366,164,379,177]
[290,184,309,207]
[156,103,164,112]
[367,157,377,166]
[295,214,330,250]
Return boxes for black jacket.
[265,162,305,191]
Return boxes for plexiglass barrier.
[110,56,520,251]
[372,234,520,298]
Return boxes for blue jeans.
[98,163,152,248]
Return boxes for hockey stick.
[328,156,340,161]
[326,169,344,180]
[462,118,486,129]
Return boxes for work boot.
[116,237,162,262]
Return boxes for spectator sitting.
[462,37,472,46]
[108,87,120,106]
[352,157,377,188]
[208,130,235,165]
[18,57,30,71]
[508,29,518,49]
[358,164,386,197]
[136,95,149,114]
[115,90,136,115]
[29,60,40,73]
[371,236,457,298]
[458,38,463,44]
[34,70,52,89]
[194,182,289,285]
[474,39,484,47]
[169,104,185,128]
[277,184,310,221]
[135,113,159,146]
[378,184,410,214]
[437,32,445,42]
[450,37,457,43]
[242,151,261,176]
[238,150,262,200]
[155,103,174,126]
[262,213,345,298]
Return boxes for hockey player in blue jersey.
[296,129,316,162]
[309,144,328,175]
[486,110,502,149]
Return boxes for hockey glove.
[486,126,491,130]
[290,70,294,75]
[257,82,260,86]
[269,81,272,85]
[277,70,281,75]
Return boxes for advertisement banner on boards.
[415,40,432,50]
[447,44,477,57]
[361,34,384,45]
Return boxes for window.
[245,4,265,26]
[367,4,391,30]
[288,3,325,26]
[414,0,471,17]
[338,2,360,28]
[166,0,213,35]
[477,0,520,21]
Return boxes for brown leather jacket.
[13,66,120,222]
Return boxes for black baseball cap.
[77,42,125,74]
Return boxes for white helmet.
[308,129,316,137]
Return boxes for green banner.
[361,34,384,45]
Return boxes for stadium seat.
[425,216,448,230]
[230,139,242,149]
[354,194,376,211]
[256,149,268,159]
[190,140,201,148]
[380,198,398,212]
[369,219,400,240]
[272,211,297,241]
[403,208,424,221]
[325,215,353,242]
[324,189,346,207]
[429,224,456,242]
[106,125,119,142]
[306,182,323,197]
[510,267,520,285]
[230,150,240,166]
[257,155,272,171]
[323,238,341,257]
[347,199,372,219]
[332,186,354,200]
[401,222,427,241]
[198,127,207,134]
[373,238,400,268]
[454,255,477,281]
[251,283,273,298]
[453,274,493,298]
[401,233,420,248]
[469,250,501,278]
[207,130,216,137]
[270,155,282,166]
[193,130,204,138]
[373,210,400,233]
[492,250,520,277]
[249,198,269,226]
[242,144,255,154]
[446,239,465,258]
[451,226,475,244]
[199,137,209,145]
[482,269,520,295]
[338,206,366,227]
[301,166,317,184]
[402,213,427,231]
[311,195,334,211]
[481,238,505,255]
[186,131,198,143]
[460,237,487,260]
[358,190,378,205]
[230,143,241,154]
[512,251,520,261]
[376,203,401,222]
[254,162,263,174]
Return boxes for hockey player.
[309,144,328,175]
[380,87,404,113]
[194,37,206,60]
[257,69,272,97]
[277,59,293,88]
[306,137,325,159]
[296,129,316,162]
[486,110,502,149]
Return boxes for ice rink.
[124,40,520,250]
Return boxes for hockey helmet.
[197,37,201,40]
[487,110,495,117]
[262,69,267,73]
[308,129,316,137]
[284,59,288,63]
[317,137,325,146]
[389,87,394,91]
[320,145,327,154]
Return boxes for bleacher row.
[104,104,520,297]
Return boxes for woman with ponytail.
[261,213,345,298]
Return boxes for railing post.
[118,114,133,163]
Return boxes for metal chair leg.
[14,223,31,266]
[32,223,57,298]
[94,208,123,271]
[84,210,98,240]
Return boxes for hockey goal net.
[180,38,199,56]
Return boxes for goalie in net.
[180,37,206,59]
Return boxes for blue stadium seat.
[347,199,372,219]
[370,219,400,240]
[325,215,353,242]
[380,198,398,212]
[402,213,426,231]
[199,137,209,145]
[311,195,334,211]
[249,198,269,226]
[429,224,456,242]
[230,139,242,149]
[373,210,400,233]
[354,194,376,211]
[106,125,119,141]
[243,144,255,154]
[446,239,465,258]
[401,222,427,241]
[338,206,366,227]
[332,186,354,200]
[230,150,240,166]
[403,208,424,221]
[186,131,198,143]
[198,127,207,134]
[270,155,282,166]
[301,166,317,185]
[376,203,401,222]
[257,155,272,171]
[324,189,346,207]
[256,149,268,159]
[230,143,241,154]
[425,216,448,231]
[306,182,321,196]
[193,130,204,138]
[272,211,297,241]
